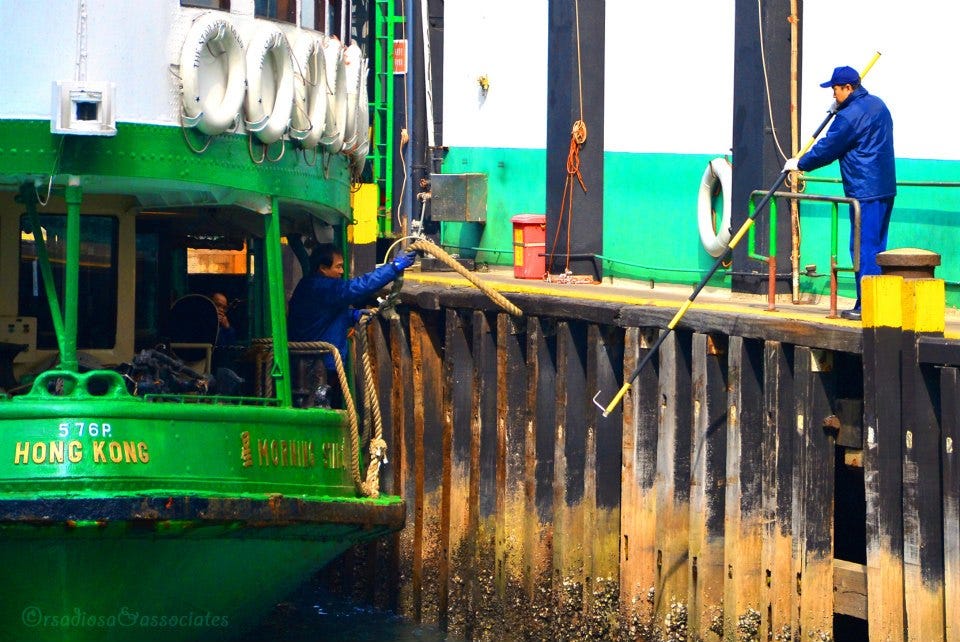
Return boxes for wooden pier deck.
[329,268,959,642]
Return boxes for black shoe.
[840,308,861,321]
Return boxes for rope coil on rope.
[251,338,376,497]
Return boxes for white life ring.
[179,13,246,136]
[340,43,363,153]
[289,33,328,148]
[244,25,295,144]
[320,36,347,153]
[348,57,370,170]
[697,157,733,257]
[347,58,370,174]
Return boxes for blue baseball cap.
[820,66,860,88]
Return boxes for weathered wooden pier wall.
[332,276,959,642]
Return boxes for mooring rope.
[408,238,523,317]
[354,316,388,498]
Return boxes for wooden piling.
[620,327,660,629]
[443,309,475,635]
[410,310,446,626]
[794,345,837,638]
[586,323,624,627]
[390,315,417,618]
[472,310,499,635]
[553,321,588,633]
[496,312,529,630]
[526,316,556,638]
[940,367,960,642]
[862,276,906,642]
[654,330,693,624]
[761,340,795,640]
[724,336,765,640]
[688,332,727,640]
[899,279,945,642]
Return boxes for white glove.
[783,157,800,172]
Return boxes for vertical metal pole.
[61,175,81,372]
[767,199,777,310]
[830,203,839,317]
[265,196,292,406]
[403,0,416,237]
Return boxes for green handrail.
[746,190,861,316]
[747,196,778,262]
[747,190,861,274]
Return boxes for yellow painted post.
[349,183,380,246]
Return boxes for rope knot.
[368,437,388,465]
[571,119,587,145]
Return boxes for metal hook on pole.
[594,51,882,418]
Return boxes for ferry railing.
[747,190,860,318]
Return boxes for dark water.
[241,585,455,642]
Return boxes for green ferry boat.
[0,2,401,640]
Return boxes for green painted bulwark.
[0,396,362,498]
[0,120,352,217]
[443,146,960,307]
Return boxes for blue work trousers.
[850,196,894,307]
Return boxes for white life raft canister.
[320,36,347,154]
[289,33,328,149]
[244,25,295,145]
[697,157,733,258]
[179,13,246,136]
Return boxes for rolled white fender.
[244,24,295,144]
[179,12,246,136]
[320,36,346,153]
[340,42,363,153]
[289,33,328,148]
[697,157,733,257]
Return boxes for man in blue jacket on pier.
[288,243,416,405]
[784,65,896,321]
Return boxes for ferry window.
[187,243,248,275]
[180,0,231,9]
[135,233,160,349]
[19,215,119,351]
[308,0,349,38]
[255,0,297,23]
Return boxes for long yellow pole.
[597,52,882,418]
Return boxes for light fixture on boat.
[51,80,116,136]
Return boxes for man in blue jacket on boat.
[784,65,896,321]
[288,243,416,405]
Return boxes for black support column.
[546,0,604,277]
[731,0,799,294]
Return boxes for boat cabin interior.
[0,185,344,405]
